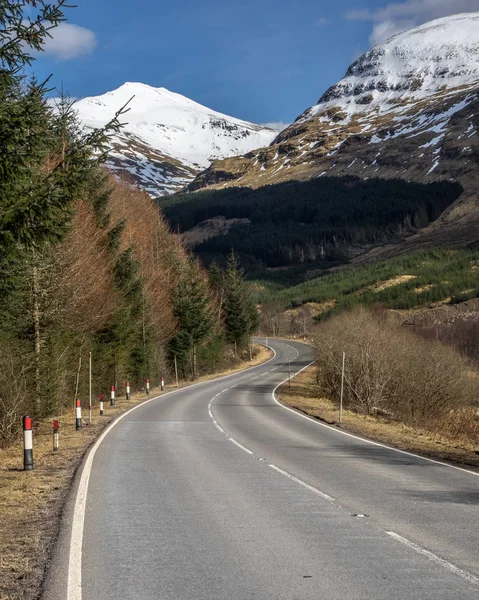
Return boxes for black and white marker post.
[99,392,104,416]
[53,419,59,452]
[110,385,115,406]
[126,380,130,401]
[23,416,34,471]
[75,398,82,431]
[161,377,165,392]
[146,378,150,396]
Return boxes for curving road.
[44,339,479,600]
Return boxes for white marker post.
[99,392,104,416]
[174,356,179,387]
[75,399,82,431]
[53,419,59,452]
[125,380,130,401]
[89,352,92,425]
[146,378,150,396]
[110,385,115,406]
[339,351,345,424]
[23,416,34,471]
[161,377,165,392]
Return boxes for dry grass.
[0,345,272,600]
[278,366,479,472]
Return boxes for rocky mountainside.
[74,83,276,196]
[188,13,479,247]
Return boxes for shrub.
[314,308,479,434]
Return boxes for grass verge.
[0,345,272,600]
[278,365,479,472]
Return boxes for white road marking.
[386,532,479,586]
[229,438,255,455]
[270,368,479,479]
[268,463,335,502]
[67,345,277,600]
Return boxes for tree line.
[160,176,463,270]
[0,1,259,441]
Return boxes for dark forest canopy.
[159,176,463,270]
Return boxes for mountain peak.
[74,83,276,196]
[307,11,479,121]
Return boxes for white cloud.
[345,1,479,45]
[42,23,97,60]
[315,17,331,27]
[261,122,290,132]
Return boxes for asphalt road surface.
[45,339,479,600]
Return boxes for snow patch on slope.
[303,13,479,122]
[75,82,276,195]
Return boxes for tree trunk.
[32,265,41,414]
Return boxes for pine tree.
[168,259,214,378]
[223,251,259,351]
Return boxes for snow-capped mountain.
[188,13,479,241]
[74,83,276,196]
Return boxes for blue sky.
[32,0,479,126]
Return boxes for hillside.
[74,83,276,196]
[185,13,479,250]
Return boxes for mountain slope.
[75,83,276,196]
[186,13,479,246]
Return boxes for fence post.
[23,416,34,471]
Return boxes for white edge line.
[268,463,335,502]
[386,531,479,586]
[270,360,479,479]
[67,342,277,600]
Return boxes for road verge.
[0,345,272,600]
[278,365,479,472]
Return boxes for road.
[45,339,479,600]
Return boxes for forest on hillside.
[161,177,463,270]
[0,1,258,442]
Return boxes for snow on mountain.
[189,13,479,198]
[304,12,479,122]
[74,82,276,196]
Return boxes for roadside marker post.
[53,420,59,452]
[174,355,179,387]
[99,392,104,416]
[161,377,165,392]
[110,385,115,406]
[339,351,345,424]
[23,416,34,471]
[89,352,92,425]
[75,399,82,431]
[146,378,150,395]
[126,380,130,401]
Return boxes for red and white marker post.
[161,377,165,392]
[23,416,34,471]
[126,380,130,401]
[110,385,115,406]
[146,378,150,396]
[99,392,104,416]
[75,399,82,431]
[53,419,59,452]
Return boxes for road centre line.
[268,463,335,502]
[67,344,278,600]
